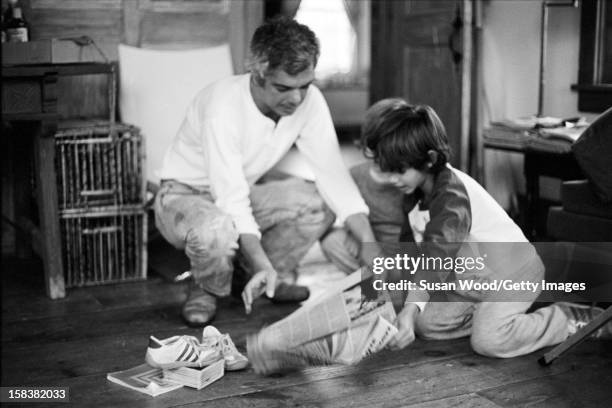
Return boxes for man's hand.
[241,269,277,314]
[238,233,278,314]
[388,303,419,350]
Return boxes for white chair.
[118,44,234,191]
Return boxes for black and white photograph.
[1,0,611,406]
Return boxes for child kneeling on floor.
[333,98,610,357]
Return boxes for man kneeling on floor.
[154,17,380,326]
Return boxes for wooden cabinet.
[2,63,116,299]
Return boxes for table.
[2,63,115,299]
[483,126,584,239]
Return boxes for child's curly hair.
[361,98,452,173]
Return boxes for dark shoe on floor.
[230,263,250,300]
[267,282,310,304]
[556,302,611,339]
[182,283,217,327]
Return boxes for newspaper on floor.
[247,269,398,374]
[107,364,183,397]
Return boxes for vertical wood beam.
[122,0,142,46]
[230,0,264,74]
[470,0,484,182]
[34,119,65,299]
[460,0,473,173]
[1,128,16,255]
[369,0,386,103]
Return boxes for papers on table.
[486,116,590,153]
[539,126,587,143]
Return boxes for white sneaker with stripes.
[145,335,221,369]
[202,326,249,371]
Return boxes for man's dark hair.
[361,99,452,173]
[248,16,319,78]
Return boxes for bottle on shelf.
[5,0,29,43]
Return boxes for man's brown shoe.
[182,283,217,327]
[268,282,310,303]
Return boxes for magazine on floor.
[107,364,183,397]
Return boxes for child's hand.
[388,303,419,350]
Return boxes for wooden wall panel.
[137,0,230,49]
[28,9,123,45]
[141,0,229,14]
[139,11,228,48]
[11,0,264,73]
[21,0,239,58]
[30,0,122,10]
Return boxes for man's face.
[257,65,315,118]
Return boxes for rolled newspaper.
[247,270,398,375]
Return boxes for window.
[295,0,369,89]
[295,0,355,79]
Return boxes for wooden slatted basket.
[55,120,147,287]
[54,121,145,210]
[59,205,147,288]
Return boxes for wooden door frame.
[229,0,265,74]
[370,0,475,173]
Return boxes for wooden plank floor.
[2,255,611,408]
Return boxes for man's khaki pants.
[154,177,335,296]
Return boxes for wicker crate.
[55,121,145,210]
[60,206,147,287]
